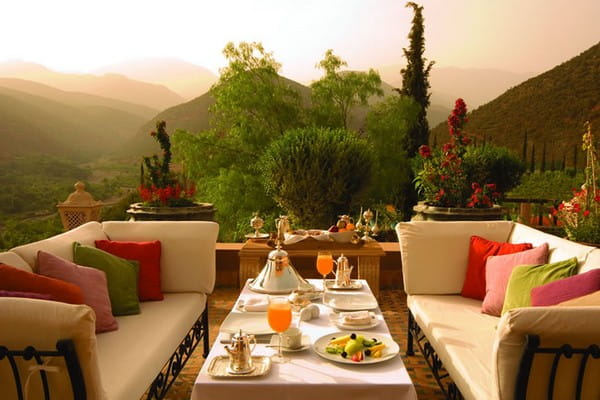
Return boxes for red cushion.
[0,263,84,304]
[94,240,163,301]
[461,236,532,300]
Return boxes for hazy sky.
[1,0,599,83]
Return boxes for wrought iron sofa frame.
[0,305,209,400]
[407,310,600,400]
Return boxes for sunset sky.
[1,0,599,83]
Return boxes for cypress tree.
[522,131,528,162]
[400,2,434,157]
[561,152,566,171]
[541,142,547,172]
[530,144,536,172]
[573,145,578,172]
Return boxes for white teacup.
[281,327,303,349]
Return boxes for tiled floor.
[160,288,447,400]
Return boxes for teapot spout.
[224,345,236,357]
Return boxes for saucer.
[268,334,311,352]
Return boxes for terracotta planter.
[126,202,216,221]
[412,201,504,221]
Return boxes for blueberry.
[350,333,356,340]
[341,351,347,358]
[372,338,378,342]
[365,349,371,356]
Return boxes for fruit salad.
[324,333,386,362]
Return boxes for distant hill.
[0,78,158,119]
[430,42,600,168]
[95,57,218,100]
[0,61,185,111]
[377,64,532,111]
[0,86,148,160]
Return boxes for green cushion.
[502,257,578,315]
[73,242,140,315]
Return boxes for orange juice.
[267,302,292,333]
[316,253,334,276]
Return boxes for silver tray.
[207,355,272,378]
[325,279,363,290]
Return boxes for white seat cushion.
[96,293,207,400]
[408,294,498,400]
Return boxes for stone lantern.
[56,181,103,230]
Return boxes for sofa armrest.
[101,221,219,294]
[493,306,600,400]
[0,298,106,400]
[395,221,514,294]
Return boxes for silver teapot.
[333,254,354,287]
[224,329,257,374]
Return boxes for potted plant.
[553,122,600,245]
[413,98,506,221]
[126,121,215,221]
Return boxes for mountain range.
[430,41,600,169]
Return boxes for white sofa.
[0,220,219,400]
[396,221,600,400]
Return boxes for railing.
[502,197,562,234]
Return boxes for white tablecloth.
[192,280,417,400]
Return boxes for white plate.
[313,331,399,365]
[330,312,380,330]
[323,292,378,311]
[219,312,274,335]
[268,334,311,352]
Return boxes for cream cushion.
[11,222,108,271]
[0,251,32,272]
[397,221,514,294]
[407,295,498,400]
[0,298,106,400]
[96,292,206,400]
[101,221,218,294]
[493,306,600,400]
[508,223,595,265]
[580,248,600,274]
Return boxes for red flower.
[584,210,591,217]
[419,145,431,158]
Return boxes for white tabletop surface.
[192,279,417,400]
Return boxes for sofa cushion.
[0,289,52,300]
[73,242,140,316]
[0,251,32,272]
[0,298,107,400]
[10,221,108,271]
[461,236,532,300]
[0,263,84,304]
[38,251,118,333]
[530,268,600,306]
[96,292,206,400]
[502,257,578,314]
[396,221,515,295]
[408,294,498,400]
[482,243,549,316]
[95,240,163,301]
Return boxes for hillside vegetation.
[431,42,600,169]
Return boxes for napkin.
[340,310,371,325]
[242,296,269,312]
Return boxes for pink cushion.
[37,251,118,333]
[481,243,549,316]
[531,268,600,306]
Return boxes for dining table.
[191,279,417,400]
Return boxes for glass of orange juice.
[316,251,334,291]
[267,296,292,363]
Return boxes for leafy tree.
[310,50,383,130]
[366,95,420,214]
[260,127,373,228]
[400,2,434,157]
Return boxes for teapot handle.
[249,334,257,353]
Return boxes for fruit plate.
[329,311,380,330]
[322,291,378,311]
[313,331,399,365]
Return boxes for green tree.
[400,2,434,157]
[366,95,420,214]
[310,50,383,130]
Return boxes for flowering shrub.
[553,122,600,244]
[415,98,500,208]
[139,121,196,207]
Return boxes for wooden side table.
[238,239,385,297]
